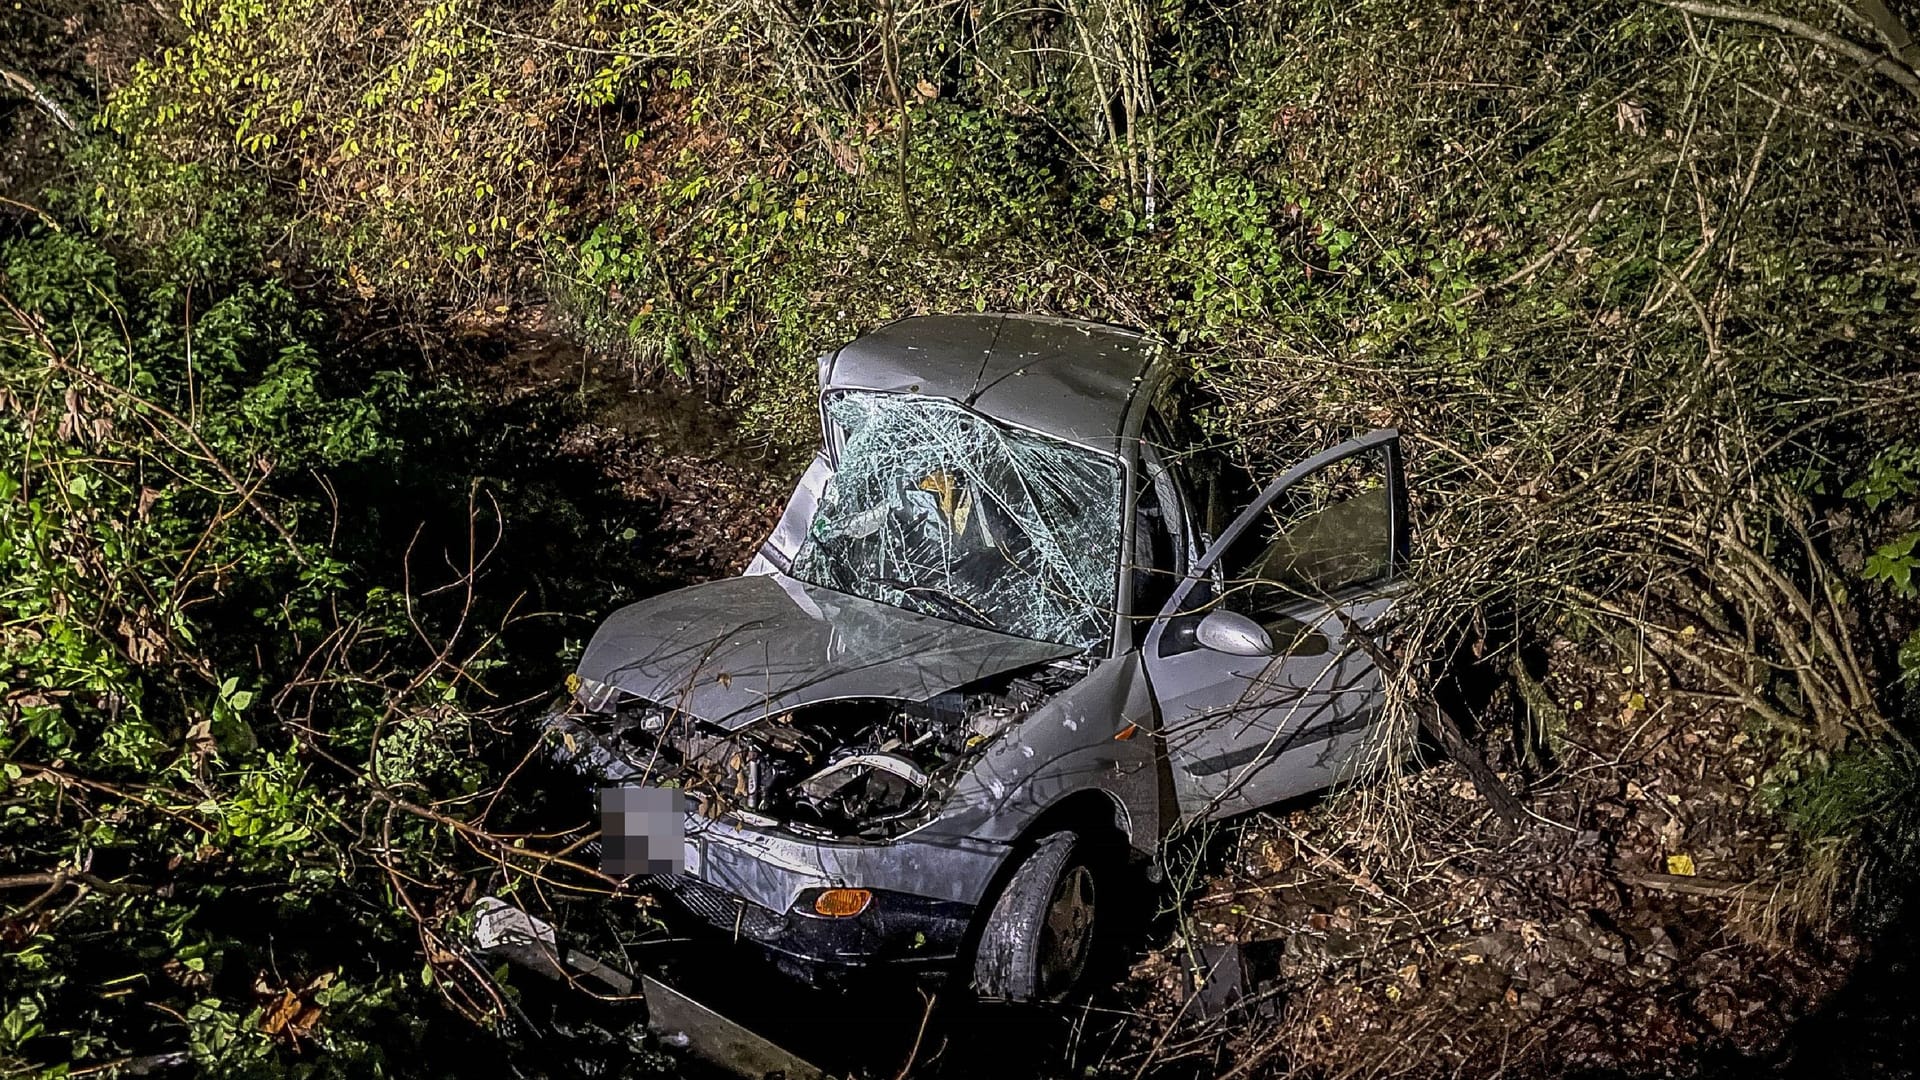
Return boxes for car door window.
[1216,444,1395,624]
[1165,443,1259,552]
[1159,436,1400,658]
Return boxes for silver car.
[548,313,1408,1003]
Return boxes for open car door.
[1144,430,1409,823]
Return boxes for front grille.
[646,874,786,942]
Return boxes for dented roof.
[821,314,1164,453]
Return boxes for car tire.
[972,830,1098,1003]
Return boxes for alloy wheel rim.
[1037,864,1096,998]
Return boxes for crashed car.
[546,313,1408,1003]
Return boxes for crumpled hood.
[575,574,1078,728]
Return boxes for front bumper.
[650,873,972,982]
[546,711,1000,981]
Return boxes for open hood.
[574,575,1078,729]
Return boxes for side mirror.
[1195,610,1274,657]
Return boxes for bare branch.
[1652,0,1920,99]
[0,65,77,131]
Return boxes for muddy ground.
[457,327,1914,1080]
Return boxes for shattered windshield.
[791,390,1124,649]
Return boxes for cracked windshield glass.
[792,390,1123,649]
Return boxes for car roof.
[821,314,1164,453]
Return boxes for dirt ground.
[463,327,1889,1080]
[1108,643,1858,1078]
[453,311,796,583]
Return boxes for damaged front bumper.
[550,712,1001,984]
[650,869,973,983]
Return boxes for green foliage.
[1767,745,1916,842]
[94,0,595,299]
[1866,532,1920,597]
[61,144,274,291]
[1848,444,1920,511]
[1765,744,1920,927]
[1846,443,1920,685]
[0,228,493,1076]
[14,0,1920,1066]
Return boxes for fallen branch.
[1619,871,1757,898]
[1857,0,1920,69]
[68,1050,191,1076]
[1335,613,1529,833]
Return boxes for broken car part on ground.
[510,313,1414,1019]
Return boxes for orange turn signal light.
[812,888,872,917]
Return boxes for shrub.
[0,227,492,1075]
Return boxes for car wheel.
[973,830,1098,1003]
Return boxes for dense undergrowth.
[4,0,1920,1075]
[0,222,481,1071]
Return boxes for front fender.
[919,652,1163,854]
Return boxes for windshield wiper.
[868,576,998,631]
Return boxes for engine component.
[561,660,1080,838]
[794,751,929,830]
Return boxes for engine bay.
[548,662,1081,839]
